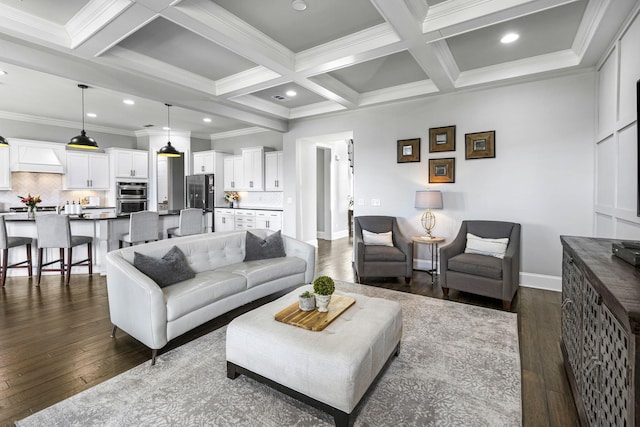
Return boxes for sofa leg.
[442,287,449,296]
[151,349,158,366]
[110,325,117,338]
[502,300,512,311]
[404,276,411,284]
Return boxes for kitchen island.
[3,211,181,278]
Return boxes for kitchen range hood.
[10,140,65,174]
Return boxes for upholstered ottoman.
[226,284,402,426]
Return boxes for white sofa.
[106,229,315,364]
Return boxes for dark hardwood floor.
[0,237,578,426]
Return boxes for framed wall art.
[465,131,495,159]
[428,158,455,183]
[397,138,420,163]
[429,125,456,152]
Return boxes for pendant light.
[0,135,8,146]
[68,84,99,150]
[157,103,180,157]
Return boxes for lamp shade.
[415,190,443,209]
[0,135,8,146]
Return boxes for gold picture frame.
[397,138,420,163]
[428,158,455,183]
[429,125,456,152]
[465,131,495,159]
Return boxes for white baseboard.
[519,273,561,292]
[317,231,326,239]
[331,229,349,240]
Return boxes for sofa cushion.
[244,230,286,261]
[177,234,245,273]
[448,253,503,280]
[163,271,247,321]
[217,257,307,289]
[364,245,405,262]
[133,246,195,288]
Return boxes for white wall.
[284,72,596,289]
[594,7,640,239]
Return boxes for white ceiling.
[0,0,636,139]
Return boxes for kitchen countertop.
[214,206,283,211]
[3,211,180,221]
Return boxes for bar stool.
[1,215,33,287]
[119,211,160,248]
[167,208,203,238]
[36,215,93,286]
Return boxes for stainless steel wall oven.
[116,181,148,215]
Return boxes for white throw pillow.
[465,233,509,259]
[362,230,394,246]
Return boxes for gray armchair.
[354,216,413,284]
[440,220,521,310]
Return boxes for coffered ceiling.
[0,0,635,139]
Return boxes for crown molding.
[209,127,270,140]
[572,0,611,61]
[0,3,69,47]
[134,128,190,138]
[289,101,346,120]
[455,49,580,88]
[216,66,282,97]
[230,95,291,119]
[430,39,461,82]
[66,0,133,49]
[295,23,402,75]
[359,80,439,107]
[0,110,135,137]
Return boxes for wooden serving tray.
[274,295,356,331]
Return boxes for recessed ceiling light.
[162,126,170,131]
[0,70,7,75]
[203,118,212,123]
[286,90,297,97]
[291,0,307,11]
[500,33,519,44]
[86,113,97,118]
[123,99,135,105]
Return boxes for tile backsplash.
[0,172,106,211]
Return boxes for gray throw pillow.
[134,246,195,288]
[244,230,286,261]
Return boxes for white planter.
[299,295,316,311]
[316,294,332,312]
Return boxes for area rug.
[16,282,521,426]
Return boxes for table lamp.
[415,190,443,237]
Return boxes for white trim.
[519,272,561,292]
[0,110,135,137]
[66,0,133,49]
[209,127,270,140]
[216,66,282,96]
[0,3,69,47]
[359,80,439,106]
[571,0,611,60]
[289,101,346,119]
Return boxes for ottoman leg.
[227,361,240,379]
[333,410,351,427]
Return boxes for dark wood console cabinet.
[560,236,640,426]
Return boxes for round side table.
[412,236,445,284]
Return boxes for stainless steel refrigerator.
[186,174,214,211]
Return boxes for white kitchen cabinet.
[255,210,282,231]
[65,151,110,189]
[264,151,283,191]
[193,151,214,174]
[241,147,265,191]
[214,208,235,232]
[0,147,10,189]
[109,148,148,179]
[234,209,256,230]
[223,156,242,191]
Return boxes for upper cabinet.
[223,156,242,191]
[242,147,269,191]
[65,151,110,189]
[108,148,148,180]
[0,147,10,189]
[264,151,283,191]
[193,151,214,174]
[192,150,226,175]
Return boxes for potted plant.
[313,276,335,312]
[298,290,316,312]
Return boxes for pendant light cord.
[166,103,171,142]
